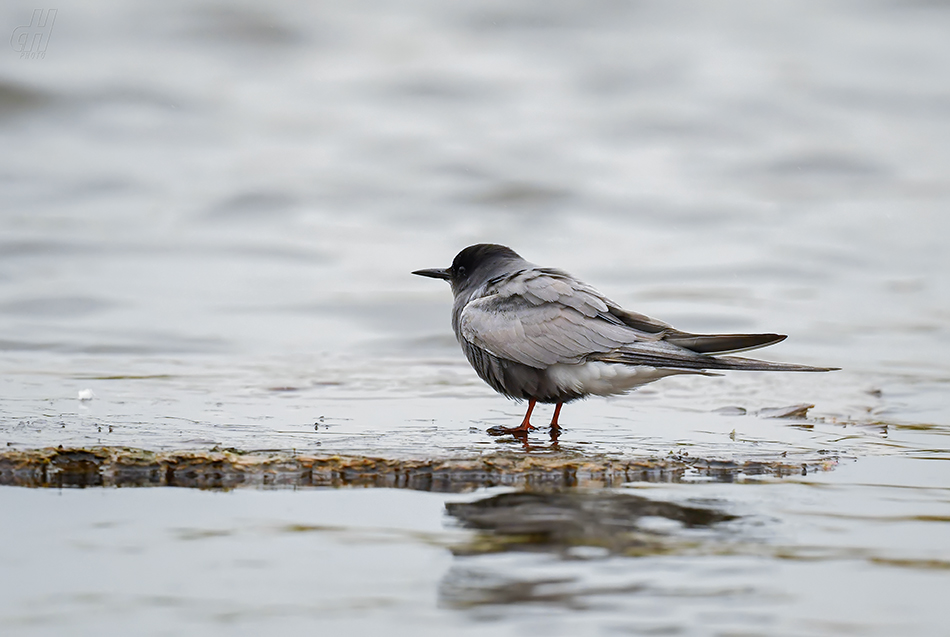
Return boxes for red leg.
[549,402,563,430]
[503,399,537,434]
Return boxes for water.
[1,0,949,634]
[1,462,948,635]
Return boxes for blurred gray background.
[1,0,948,433]
[3,3,950,636]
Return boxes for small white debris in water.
[78,389,95,401]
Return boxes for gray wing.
[458,268,663,369]
[459,268,835,373]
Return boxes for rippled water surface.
[1,0,949,634]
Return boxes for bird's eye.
[456,266,467,278]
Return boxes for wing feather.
[457,267,827,373]
[459,270,645,368]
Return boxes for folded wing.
[459,268,835,372]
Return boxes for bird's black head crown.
[449,244,523,286]
[451,243,521,273]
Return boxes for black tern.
[413,244,836,435]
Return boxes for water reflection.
[440,489,741,610]
[446,490,736,556]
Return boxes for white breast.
[545,361,677,397]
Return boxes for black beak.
[412,268,451,280]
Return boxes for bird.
[413,244,836,436]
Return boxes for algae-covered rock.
[0,446,837,490]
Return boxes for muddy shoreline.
[0,446,837,491]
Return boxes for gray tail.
[601,350,838,372]
[664,331,788,355]
[597,332,839,372]
[664,331,838,372]
[705,355,838,373]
